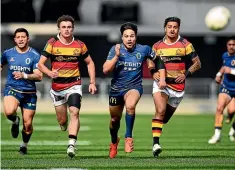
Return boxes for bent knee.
[23,122,33,133]
[126,104,136,114]
[216,105,225,114]
[4,109,17,116]
[156,107,166,116]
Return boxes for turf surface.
[1,113,235,169]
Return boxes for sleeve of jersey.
[222,53,226,66]
[154,56,165,70]
[185,43,198,59]
[80,42,89,59]
[106,46,115,60]
[41,39,54,58]
[33,53,40,70]
[1,52,7,65]
[150,45,165,70]
[146,46,156,60]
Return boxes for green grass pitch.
[1,113,235,169]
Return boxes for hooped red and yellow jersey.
[152,36,197,91]
[41,35,89,91]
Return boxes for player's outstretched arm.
[84,55,97,94]
[103,44,120,74]
[38,55,58,79]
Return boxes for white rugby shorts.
[152,81,184,108]
[50,85,82,106]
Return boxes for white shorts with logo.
[152,81,185,108]
[50,85,82,106]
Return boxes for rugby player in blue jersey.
[1,28,42,154]
[215,66,235,128]
[208,36,235,144]
[103,22,166,158]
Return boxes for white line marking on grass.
[18,125,90,131]
[1,140,91,146]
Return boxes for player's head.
[120,22,138,50]
[226,36,235,55]
[14,28,29,49]
[164,17,181,39]
[57,15,75,38]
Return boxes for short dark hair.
[57,15,75,28]
[227,36,235,43]
[14,28,29,37]
[164,17,181,28]
[120,22,138,35]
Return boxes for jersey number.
[25,58,31,64]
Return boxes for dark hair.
[227,36,235,42]
[14,28,29,37]
[120,22,138,35]
[57,15,75,28]
[164,17,181,28]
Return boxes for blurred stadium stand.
[1,0,235,113]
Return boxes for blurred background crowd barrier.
[1,0,235,114]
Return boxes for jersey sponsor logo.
[55,56,77,62]
[10,65,30,72]
[73,49,81,55]
[109,97,117,104]
[136,53,141,59]
[221,87,230,94]
[9,57,15,62]
[8,90,16,96]
[150,50,156,59]
[54,49,61,55]
[119,61,142,71]
[27,103,36,107]
[162,56,182,62]
[119,61,142,67]
[176,49,184,55]
[231,60,235,66]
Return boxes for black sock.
[232,122,235,130]
[68,135,77,140]
[109,118,120,144]
[22,130,32,143]
[7,115,17,122]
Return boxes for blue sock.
[125,113,135,138]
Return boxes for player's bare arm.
[146,59,159,80]
[158,69,166,89]
[38,55,58,79]
[148,56,166,89]
[12,69,42,81]
[175,56,201,83]
[223,66,235,75]
[84,55,97,94]
[103,44,120,74]
[215,66,224,84]
[188,56,201,74]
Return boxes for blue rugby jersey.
[222,52,235,91]
[1,47,40,92]
[107,43,156,91]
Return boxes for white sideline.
[1,140,91,146]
